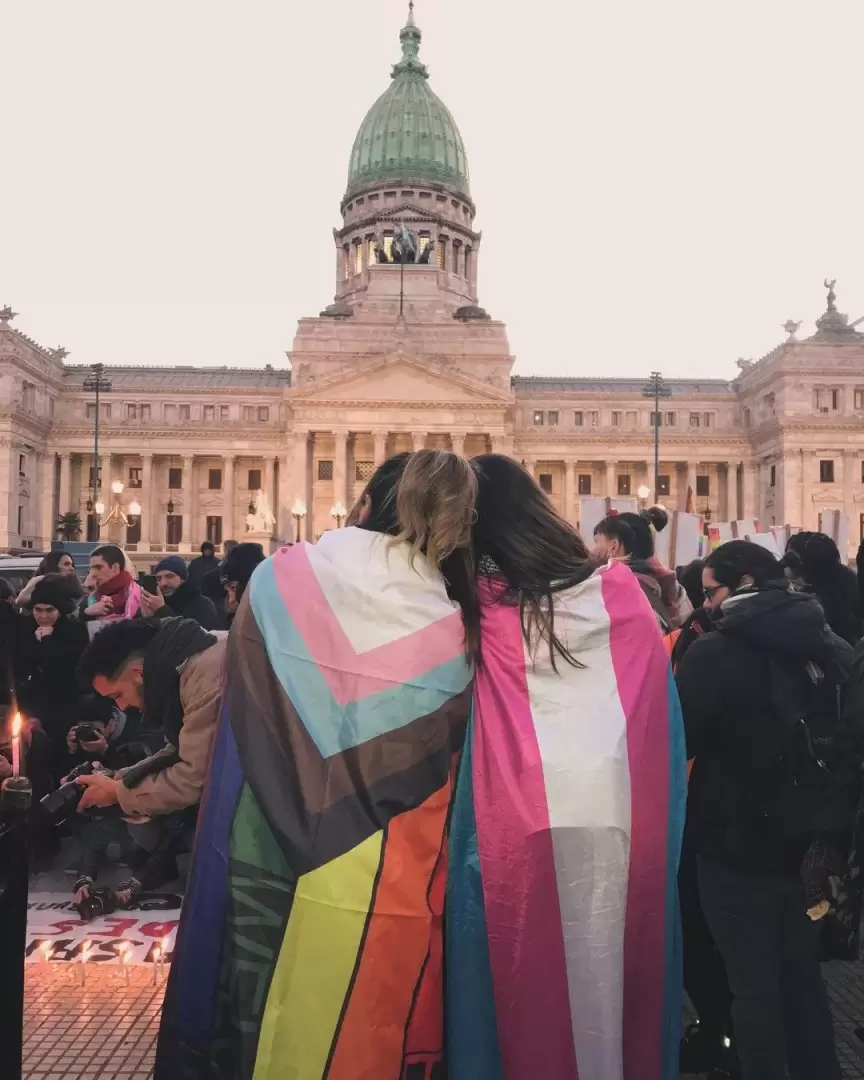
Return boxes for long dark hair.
[349,452,481,661]
[470,454,596,669]
[783,532,862,644]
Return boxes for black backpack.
[762,655,857,842]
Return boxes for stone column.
[39,453,56,547]
[334,432,348,509]
[263,456,275,513]
[181,454,194,551]
[741,461,755,520]
[412,432,427,452]
[59,453,72,515]
[450,432,466,456]
[277,452,292,541]
[564,461,576,523]
[686,462,697,508]
[843,451,857,558]
[140,453,153,550]
[223,454,235,543]
[605,461,616,497]
[491,434,514,457]
[373,430,388,466]
[292,431,310,539]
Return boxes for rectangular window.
[574,411,583,427]
[126,515,141,545]
[743,407,751,427]
[611,411,621,427]
[657,475,671,496]
[243,406,255,422]
[164,404,177,422]
[855,389,864,410]
[689,413,701,428]
[86,403,96,420]
[354,243,363,275]
[126,404,137,420]
[141,404,151,421]
[203,405,215,422]
[538,473,553,494]
[208,468,223,490]
[588,411,599,427]
[650,412,662,427]
[832,389,839,411]
[168,467,182,489]
[88,465,102,488]
[696,474,710,497]
[166,514,182,546]
[533,411,544,426]
[18,454,25,475]
[356,460,374,482]
[206,516,223,547]
[219,405,229,422]
[258,406,270,422]
[128,468,142,489]
[179,404,191,421]
[820,459,835,483]
[770,465,776,488]
[703,413,713,428]
[247,468,262,491]
[318,460,334,481]
[617,474,631,496]
[814,388,836,414]
[18,506,24,534]
[578,474,592,495]
[665,412,677,426]
[547,411,559,426]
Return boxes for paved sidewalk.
[21,957,864,1079]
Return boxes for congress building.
[3,9,864,558]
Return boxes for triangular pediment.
[290,355,511,405]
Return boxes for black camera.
[74,725,100,744]
[75,886,117,922]
[39,762,115,824]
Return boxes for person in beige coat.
[75,617,226,817]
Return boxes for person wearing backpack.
[676,540,859,1080]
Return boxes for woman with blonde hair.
[447,454,686,1080]
[158,450,478,1080]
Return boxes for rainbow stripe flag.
[447,561,686,1080]
[156,529,472,1080]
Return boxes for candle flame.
[11,711,21,739]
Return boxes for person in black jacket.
[782,531,861,646]
[677,541,856,1080]
[17,574,100,777]
[218,542,265,626]
[140,556,221,630]
[187,542,220,587]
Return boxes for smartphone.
[140,574,159,596]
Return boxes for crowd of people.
[3,451,864,1080]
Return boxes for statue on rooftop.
[246,489,276,535]
[391,222,418,264]
[0,306,18,324]
[781,320,801,341]
[824,278,837,312]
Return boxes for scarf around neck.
[96,569,133,599]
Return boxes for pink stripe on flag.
[601,563,670,1080]
[473,584,579,1080]
[272,546,465,706]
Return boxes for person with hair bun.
[447,454,686,1080]
[156,450,477,1079]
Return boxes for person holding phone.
[139,557,222,630]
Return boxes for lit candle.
[79,940,91,985]
[152,946,161,985]
[162,935,170,965]
[119,941,131,986]
[40,941,53,965]
[11,711,21,778]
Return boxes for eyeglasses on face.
[703,584,725,602]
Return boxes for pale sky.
[2,0,863,379]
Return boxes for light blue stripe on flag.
[661,670,687,1079]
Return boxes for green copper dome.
[346,6,470,200]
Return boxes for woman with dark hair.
[617,511,692,629]
[676,541,852,1079]
[446,455,686,1080]
[16,548,83,607]
[17,573,93,775]
[157,451,478,1079]
[782,531,861,645]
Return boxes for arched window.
[464,247,472,281]
[354,241,363,276]
[342,245,350,280]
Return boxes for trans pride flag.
[447,561,687,1080]
[156,528,472,1080]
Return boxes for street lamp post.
[83,364,112,540]
[642,371,671,504]
[330,502,347,528]
[97,480,141,538]
[291,500,307,543]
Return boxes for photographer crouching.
[69,616,226,912]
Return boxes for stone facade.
[2,14,864,561]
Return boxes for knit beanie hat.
[154,556,189,581]
[29,573,79,616]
